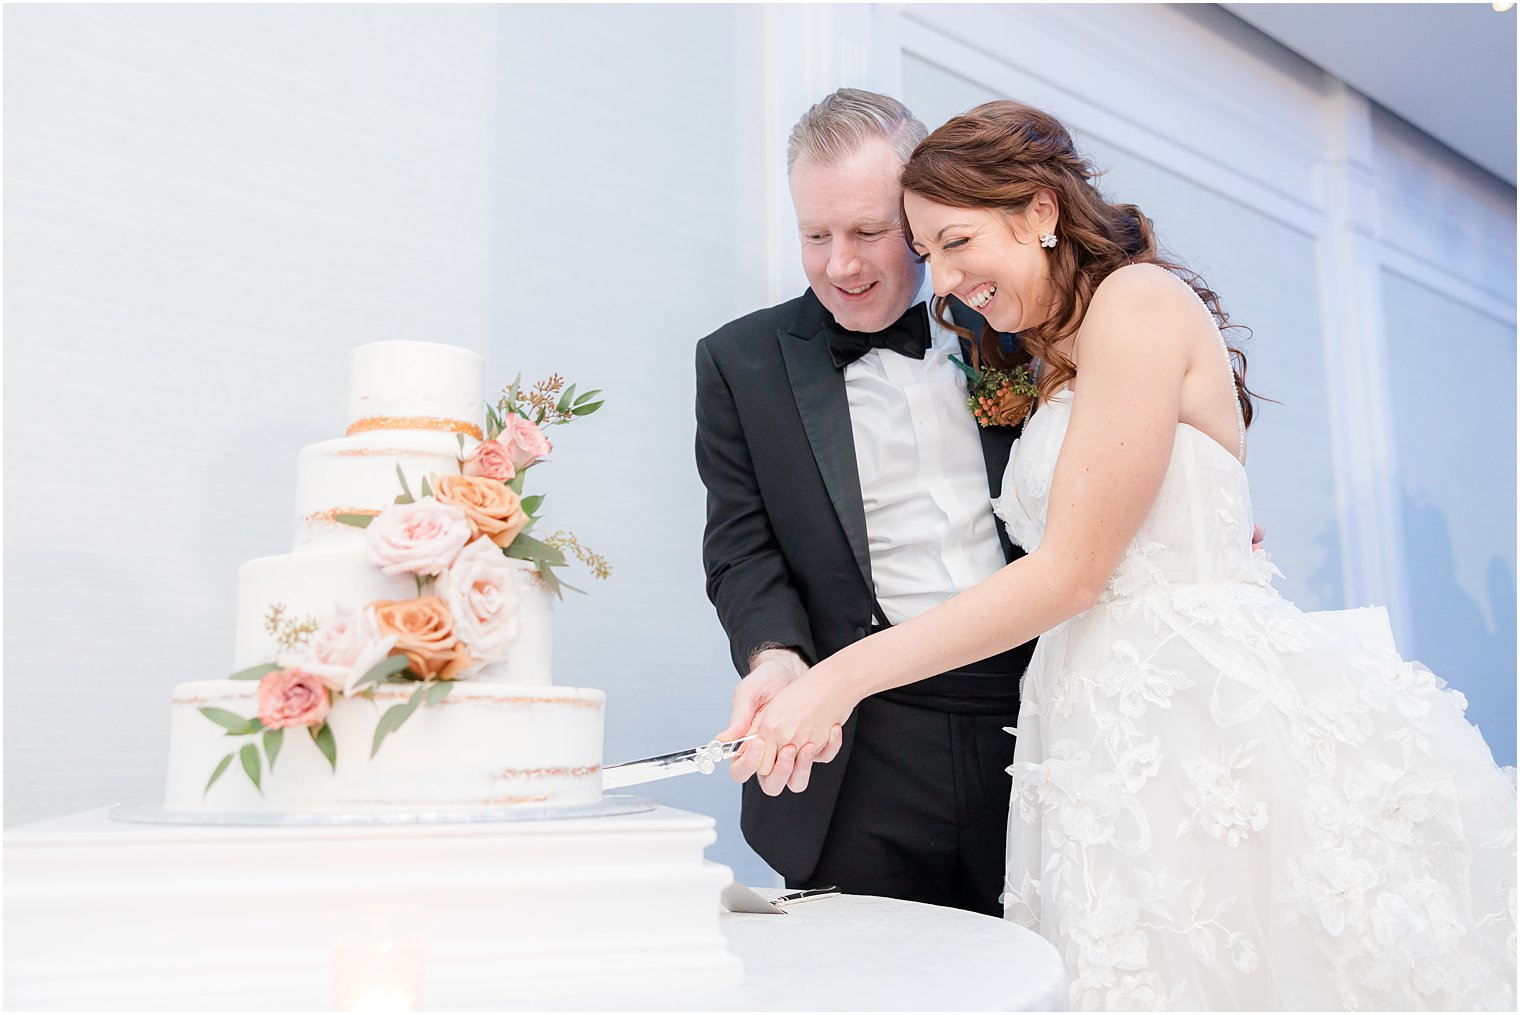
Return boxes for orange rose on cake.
[371,596,472,680]
[430,474,529,548]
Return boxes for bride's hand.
[750,667,857,787]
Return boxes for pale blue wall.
[1383,272,1517,764]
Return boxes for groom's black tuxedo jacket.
[694,287,1029,883]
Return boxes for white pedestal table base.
[5,804,741,1010]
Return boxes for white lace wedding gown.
[994,385,1517,1011]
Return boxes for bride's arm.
[747,265,1201,772]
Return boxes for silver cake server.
[601,736,755,790]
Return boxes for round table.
[706,892,1068,1011]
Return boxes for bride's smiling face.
[904,189,1058,334]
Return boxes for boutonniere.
[948,354,1039,428]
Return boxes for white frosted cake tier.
[233,541,415,670]
[233,542,554,684]
[346,340,485,439]
[293,429,470,547]
[165,681,604,813]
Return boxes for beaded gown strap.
[1194,288,1247,463]
[1218,327,1246,463]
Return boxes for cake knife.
[601,735,755,790]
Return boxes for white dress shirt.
[843,282,1008,626]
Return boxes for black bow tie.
[824,301,930,369]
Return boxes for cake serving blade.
[601,735,755,790]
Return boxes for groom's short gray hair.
[786,88,928,172]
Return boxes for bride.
[743,100,1517,1011]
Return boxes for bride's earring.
[1039,231,1058,249]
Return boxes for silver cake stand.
[108,794,657,827]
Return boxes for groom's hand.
[749,722,844,796]
[717,649,841,796]
[1252,524,1266,552]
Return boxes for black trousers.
[786,694,1019,918]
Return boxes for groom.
[694,89,1035,917]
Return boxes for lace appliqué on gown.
[994,391,1517,1011]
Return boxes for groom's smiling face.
[790,138,924,334]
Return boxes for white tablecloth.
[710,892,1068,1011]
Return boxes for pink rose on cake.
[430,474,530,549]
[371,596,472,681]
[437,537,525,668]
[365,497,472,576]
[502,413,553,470]
[281,605,400,696]
[462,439,516,483]
[256,668,332,729]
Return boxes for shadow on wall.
[1400,488,1517,764]
[1306,516,1344,616]
[1295,489,1516,766]
[1488,554,1517,677]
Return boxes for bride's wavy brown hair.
[900,100,1261,427]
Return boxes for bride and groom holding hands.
[694,89,1516,1010]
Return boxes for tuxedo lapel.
[976,411,1019,563]
[948,297,1020,563]
[778,294,873,594]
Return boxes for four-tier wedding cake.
[162,341,606,812]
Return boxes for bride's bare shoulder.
[1080,263,1212,355]
[1089,262,1200,314]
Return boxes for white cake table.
[4,804,742,1011]
[5,806,1067,1011]
[709,893,1067,1011]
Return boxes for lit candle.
[331,937,427,1012]
[347,985,416,1013]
